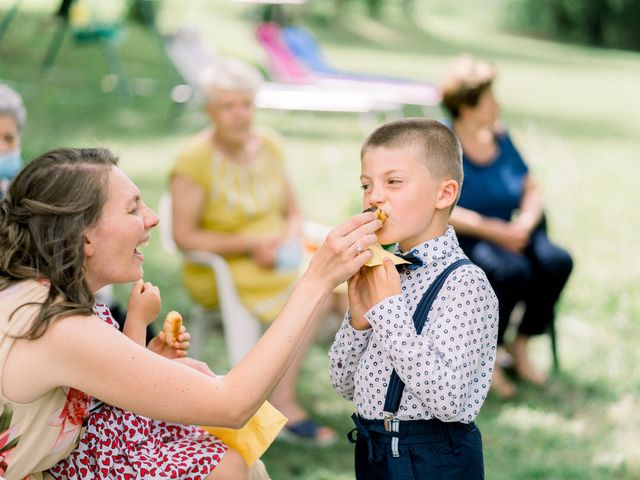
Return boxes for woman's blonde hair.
[440,54,496,119]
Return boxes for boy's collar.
[395,225,458,262]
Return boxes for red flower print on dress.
[48,304,228,480]
[48,387,91,454]
[0,405,20,476]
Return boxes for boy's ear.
[435,179,459,210]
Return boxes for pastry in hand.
[361,207,409,267]
[363,206,388,224]
[364,243,410,267]
[162,311,183,347]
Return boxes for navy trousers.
[351,416,484,480]
[458,226,573,345]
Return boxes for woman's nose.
[145,206,160,229]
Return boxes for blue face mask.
[0,149,22,180]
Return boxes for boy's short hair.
[361,118,463,189]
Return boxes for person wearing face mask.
[0,84,146,348]
[0,84,25,199]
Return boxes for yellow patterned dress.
[172,129,298,323]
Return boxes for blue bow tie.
[396,251,424,271]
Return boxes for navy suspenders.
[382,258,472,456]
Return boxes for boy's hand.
[347,271,372,330]
[173,357,216,377]
[127,280,161,326]
[348,259,401,330]
[148,325,191,359]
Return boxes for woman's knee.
[471,242,532,285]
[554,249,573,276]
[538,247,574,279]
[529,232,573,276]
[491,258,533,288]
[207,447,249,480]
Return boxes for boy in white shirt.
[329,118,499,479]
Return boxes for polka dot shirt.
[329,226,499,423]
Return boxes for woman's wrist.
[514,212,539,234]
[481,217,507,242]
[299,268,334,296]
[123,315,146,329]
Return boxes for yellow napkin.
[202,401,287,466]
[364,243,410,267]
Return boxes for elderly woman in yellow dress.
[171,58,335,442]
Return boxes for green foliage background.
[507,0,640,51]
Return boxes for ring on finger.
[353,241,363,255]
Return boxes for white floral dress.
[0,280,92,480]
[48,304,228,480]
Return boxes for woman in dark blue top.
[441,55,573,399]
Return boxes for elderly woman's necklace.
[215,136,258,165]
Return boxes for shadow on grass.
[262,339,637,479]
[480,371,636,479]
[165,311,640,480]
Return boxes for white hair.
[0,84,26,131]
[199,58,263,104]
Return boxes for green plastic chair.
[0,0,22,44]
[41,0,130,97]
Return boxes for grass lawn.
[1,0,639,478]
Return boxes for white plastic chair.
[158,193,262,365]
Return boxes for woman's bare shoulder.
[2,311,106,402]
[46,310,107,339]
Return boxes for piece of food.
[364,206,388,224]
[162,310,183,347]
[364,243,410,267]
[361,207,406,267]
